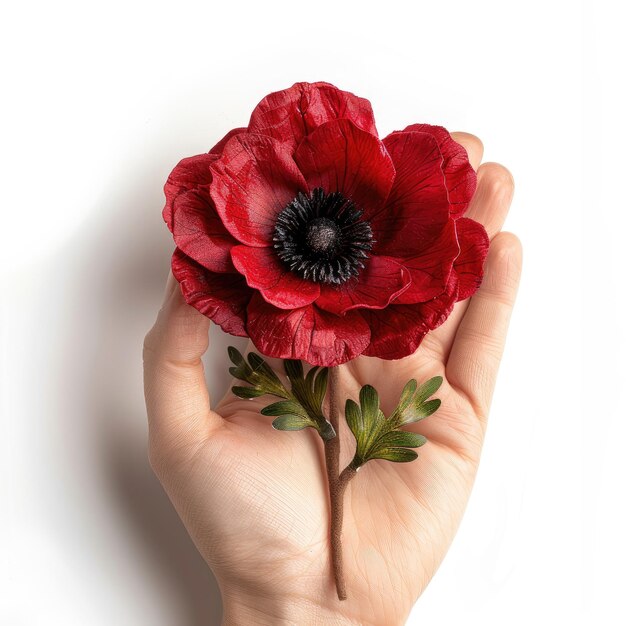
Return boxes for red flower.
[164,82,488,366]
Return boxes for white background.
[1,1,622,624]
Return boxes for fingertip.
[464,162,515,240]
[477,162,515,202]
[489,230,522,256]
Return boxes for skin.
[143,133,522,626]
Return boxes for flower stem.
[329,463,357,600]
[324,365,357,601]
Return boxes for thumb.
[143,270,223,459]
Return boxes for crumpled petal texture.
[163,82,488,366]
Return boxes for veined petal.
[163,153,218,227]
[209,127,247,155]
[246,295,371,366]
[171,248,252,337]
[402,124,477,217]
[363,273,459,360]
[164,153,238,272]
[375,131,449,257]
[392,219,459,304]
[248,81,378,150]
[315,256,411,315]
[209,133,308,246]
[295,119,395,218]
[453,217,489,301]
[231,245,320,309]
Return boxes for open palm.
[143,133,521,626]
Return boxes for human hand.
[143,133,521,626]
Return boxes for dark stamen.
[273,188,374,285]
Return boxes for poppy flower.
[164,82,488,367]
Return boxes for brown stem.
[325,366,341,486]
[324,366,357,601]
[329,464,357,600]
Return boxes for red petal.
[363,274,459,360]
[294,119,395,218]
[163,153,218,228]
[231,245,320,309]
[392,219,459,304]
[164,154,238,272]
[171,248,252,337]
[209,127,247,155]
[316,256,410,315]
[246,295,371,366]
[403,124,477,217]
[453,217,490,301]
[374,131,449,257]
[248,81,378,150]
[209,133,308,247]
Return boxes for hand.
[143,133,521,626]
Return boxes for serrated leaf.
[232,385,266,399]
[261,400,310,419]
[271,415,313,431]
[370,448,418,463]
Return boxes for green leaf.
[284,359,304,381]
[414,376,443,405]
[261,400,310,419]
[227,346,245,367]
[232,385,266,399]
[370,448,418,463]
[345,376,439,468]
[395,379,417,416]
[418,399,441,418]
[345,399,362,438]
[304,365,319,387]
[247,352,284,387]
[374,430,427,451]
[395,377,443,426]
[272,415,313,431]
[313,367,328,405]
[359,385,380,433]
[226,350,333,440]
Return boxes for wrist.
[221,591,358,626]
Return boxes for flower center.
[273,188,374,285]
[305,218,342,257]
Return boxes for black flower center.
[273,188,374,285]
[305,218,341,256]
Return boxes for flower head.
[164,82,488,366]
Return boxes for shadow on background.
[64,149,227,625]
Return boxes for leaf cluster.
[345,377,443,467]
[227,347,335,440]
